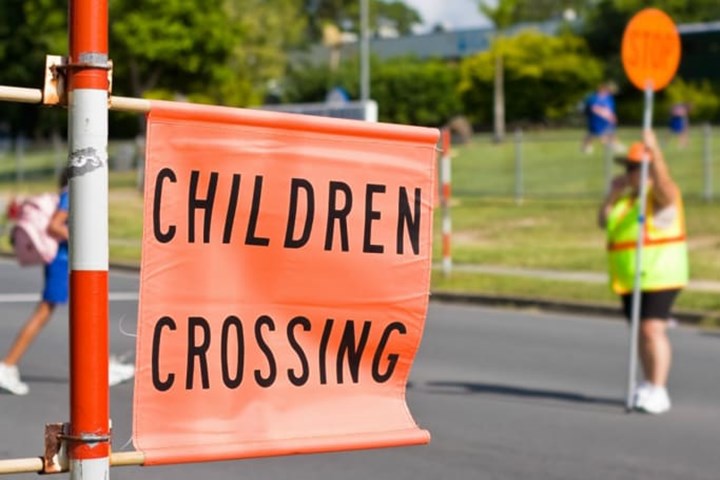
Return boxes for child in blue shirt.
[582,82,621,154]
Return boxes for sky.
[403,0,491,33]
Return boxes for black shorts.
[620,289,681,321]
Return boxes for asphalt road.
[0,259,719,480]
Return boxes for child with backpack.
[0,168,133,394]
[0,169,69,394]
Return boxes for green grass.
[433,196,720,280]
[431,197,720,313]
[108,187,144,263]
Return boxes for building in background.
[291,20,567,65]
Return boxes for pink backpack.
[10,193,60,266]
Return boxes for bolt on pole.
[703,123,713,202]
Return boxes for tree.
[583,0,720,72]
[477,0,519,143]
[0,0,67,136]
[372,58,462,126]
[375,1,423,35]
[110,0,303,104]
[458,31,604,126]
[663,79,719,122]
[476,0,603,142]
[283,56,462,127]
[0,0,306,136]
[305,0,423,42]
[109,0,305,132]
[512,0,597,22]
[210,0,305,107]
[613,0,720,23]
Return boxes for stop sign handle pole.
[625,85,654,412]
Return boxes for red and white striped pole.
[440,129,452,276]
[67,2,110,480]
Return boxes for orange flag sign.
[133,101,438,465]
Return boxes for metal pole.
[0,451,146,475]
[440,129,452,276]
[626,85,654,412]
[360,0,370,103]
[604,140,613,194]
[0,457,44,475]
[109,451,145,468]
[110,95,151,113]
[514,128,523,204]
[0,85,151,113]
[14,134,25,185]
[67,2,111,480]
[703,123,712,202]
[0,85,43,104]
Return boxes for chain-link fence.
[1,126,717,204]
[0,134,65,185]
[0,136,145,190]
[450,126,717,202]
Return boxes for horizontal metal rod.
[0,84,151,113]
[110,95,151,113]
[0,451,145,475]
[110,450,146,467]
[0,85,43,104]
[0,457,44,474]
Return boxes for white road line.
[0,292,138,303]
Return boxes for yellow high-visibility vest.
[606,189,688,295]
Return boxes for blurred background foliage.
[0,0,718,138]
[457,31,604,125]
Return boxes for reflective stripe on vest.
[606,190,688,295]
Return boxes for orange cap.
[617,141,651,164]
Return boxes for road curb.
[430,291,712,326]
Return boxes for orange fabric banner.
[133,101,438,465]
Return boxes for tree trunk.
[493,50,505,143]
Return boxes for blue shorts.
[43,256,68,304]
[589,121,613,136]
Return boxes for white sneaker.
[612,142,627,155]
[0,362,29,395]
[635,385,671,415]
[109,357,135,386]
[632,381,652,409]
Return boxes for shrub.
[282,56,462,127]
